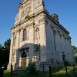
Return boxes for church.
[7,0,74,71]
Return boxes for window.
[53,31,56,50]
[23,29,27,41]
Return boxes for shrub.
[25,15,30,19]
[26,63,39,75]
[64,59,71,66]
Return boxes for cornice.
[45,13,69,34]
[11,8,69,35]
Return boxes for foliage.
[0,44,4,54]
[26,63,39,75]
[4,38,11,53]
[74,56,77,63]
[72,45,77,56]
[25,15,30,19]
[0,38,11,67]
[4,66,77,77]
[64,59,71,66]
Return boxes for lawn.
[3,66,77,77]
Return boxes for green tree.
[0,38,11,68]
[72,45,77,56]
[4,38,11,54]
[0,44,4,54]
[72,45,77,63]
[74,56,77,63]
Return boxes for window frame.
[23,29,27,41]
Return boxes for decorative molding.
[16,29,21,33]
[21,5,31,17]
[57,30,60,35]
[50,25,54,30]
[53,28,57,32]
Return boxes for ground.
[4,66,77,77]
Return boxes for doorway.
[21,51,27,69]
[22,57,26,68]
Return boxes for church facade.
[7,0,74,71]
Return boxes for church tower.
[7,0,73,71]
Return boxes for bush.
[25,15,30,19]
[26,63,39,75]
[64,59,71,66]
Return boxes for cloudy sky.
[0,0,77,47]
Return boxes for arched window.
[53,31,56,50]
[23,29,27,41]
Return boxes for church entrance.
[22,57,26,68]
[21,51,27,69]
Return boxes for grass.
[3,66,77,77]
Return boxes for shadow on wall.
[11,43,48,70]
[8,43,72,71]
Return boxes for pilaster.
[15,29,20,66]
[7,33,14,70]
[51,26,56,63]
[19,51,22,67]
[9,33,14,64]
[64,36,67,60]
[57,31,63,62]
[61,34,64,52]
[68,38,73,62]
[40,15,47,62]
[29,24,34,63]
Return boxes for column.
[16,30,20,66]
[26,49,29,67]
[29,24,34,63]
[65,38,68,60]
[19,51,22,67]
[19,8,22,21]
[40,18,47,62]
[58,32,63,62]
[9,33,13,64]
[68,38,73,62]
[64,36,67,60]
[51,28,56,63]
[61,35,64,52]
[20,29,23,47]
[55,31,60,62]
[56,32,60,51]
[60,34,64,62]
[66,38,69,60]
[65,37,71,61]
[7,33,14,70]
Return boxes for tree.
[0,44,4,54]
[72,46,77,56]
[74,56,77,63]
[72,45,77,63]
[0,38,11,68]
[4,38,11,54]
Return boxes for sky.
[0,0,77,47]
